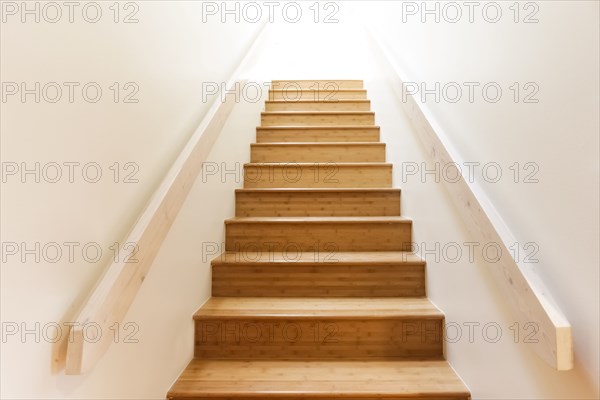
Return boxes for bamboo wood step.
[211,251,424,265]
[257,126,380,143]
[261,112,375,127]
[265,100,371,112]
[243,163,392,189]
[212,251,425,297]
[167,359,471,400]
[195,297,441,319]
[271,79,364,89]
[235,188,400,217]
[193,297,443,359]
[224,216,412,252]
[269,89,368,101]
[250,143,386,163]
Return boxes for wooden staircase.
[167,80,471,400]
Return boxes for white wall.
[0,2,262,398]
[356,1,599,398]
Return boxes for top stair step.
[271,79,364,89]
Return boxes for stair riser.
[212,265,425,297]
[257,128,380,143]
[236,190,400,217]
[243,165,392,188]
[269,89,368,101]
[194,318,443,359]
[261,113,374,126]
[225,222,412,252]
[250,144,385,163]
[265,101,371,112]
[271,80,364,89]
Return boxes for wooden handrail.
[59,24,268,374]
[64,85,237,374]
[367,28,573,370]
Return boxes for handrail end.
[65,327,84,375]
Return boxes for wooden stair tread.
[271,79,364,88]
[235,188,401,217]
[261,113,375,127]
[257,126,380,130]
[272,79,363,83]
[251,142,384,147]
[225,216,411,251]
[268,89,368,101]
[236,188,400,193]
[212,252,425,297]
[262,111,375,116]
[224,216,411,224]
[266,100,371,104]
[244,162,393,167]
[168,359,470,399]
[243,163,392,189]
[211,251,422,265]
[270,88,367,92]
[194,297,441,319]
[250,142,385,163]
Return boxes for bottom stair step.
[167,359,471,399]
[193,297,444,359]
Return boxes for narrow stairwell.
[167,80,471,400]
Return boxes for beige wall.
[1,2,262,398]
[357,1,599,398]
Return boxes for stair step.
[224,216,412,252]
[271,79,364,89]
[265,100,371,112]
[261,112,375,127]
[250,143,386,163]
[193,297,443,359]
[243,163,392,189]
[195,297,440,318]
[235,188,400,217]
[257,126,380,143]
[167,359,471,400]
[212,250,424,265]
[269,89,368,101]
[212,251,425,297]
